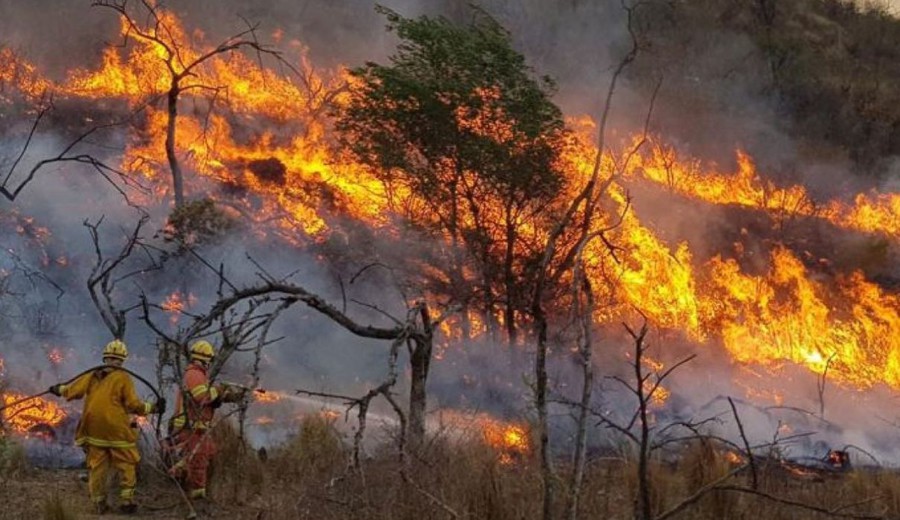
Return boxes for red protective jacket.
[171,362,220,432]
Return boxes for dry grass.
[195,429,898,520]
[2,422,899,519]
[208,421,267,506]
[41,493,76,520]
[0,434,28,480]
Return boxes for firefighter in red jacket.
[48,339,164,514]
[169,340,244,501]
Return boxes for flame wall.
[0,0,898,458]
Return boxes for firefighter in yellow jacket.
[48,339,165,514]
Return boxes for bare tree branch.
[727,397,758,490]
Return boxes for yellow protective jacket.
[60,368,153,449]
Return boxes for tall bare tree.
[94,0,289,207]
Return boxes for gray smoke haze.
[0,0,899,465]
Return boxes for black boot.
[119,503,138,514]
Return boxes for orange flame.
[0,9,898,400]
[439,411,531,464]
[2,392,67,434]
[627,139,900,238]
[254,390,281,403]
[482,419,531,464]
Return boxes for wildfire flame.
[439,410,531,464]
[482,419,531,464]
[2,392,67,434]
[627,140,900,238]
[160,291,197,324]
[254,390,282,403]
[0,7,898,399]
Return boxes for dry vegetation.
[634,0,900,175]
[0,416,897,519]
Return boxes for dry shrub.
[859,471,900,517]
[676,439,741,518]
[394,428,543,520]
[274,412,345,475]
[41,493,75,520]
[0,434,27,479]
[208,421,266,505]
[617,452,677,517]
[176,416,899,520]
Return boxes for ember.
[46,348,63,366]
[826,450,851,471]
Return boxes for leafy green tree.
[337,6,569,343]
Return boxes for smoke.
[0,0,898,467]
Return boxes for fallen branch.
[712,486,884,520]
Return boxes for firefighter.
[48,339,165,514]
[168,340,244,503]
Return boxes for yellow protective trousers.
[85,446,141,505]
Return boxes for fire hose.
[0,364,162,415]
[0,369,266,518]
[0,365,201,517]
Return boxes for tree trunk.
[567,276,594,520]
[504,204,518,345]
[534,309,555,520]
[634,329,652,520]
[166,82,185,207]
[408,307,433,448]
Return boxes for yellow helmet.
[103,339,128,361]
[190,340,215,362]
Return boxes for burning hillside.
[0,1,900,518]
[0,0,900,520]
[0,2,897,414]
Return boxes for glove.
[155,397,167,415]
[48,384,63,397]
[211,385,224,409]
[222,385,248,403]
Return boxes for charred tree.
[94,0,289,207]
[85,215,161,339]
[528,3,643,516]
[407,303,434,444]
